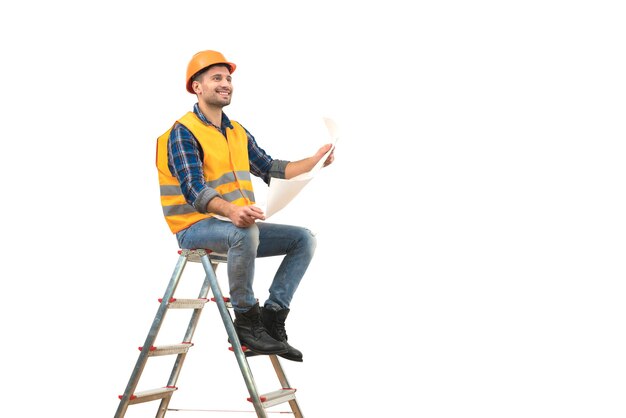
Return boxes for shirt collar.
[193,103,234,130]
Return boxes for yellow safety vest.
[156,112,255,233]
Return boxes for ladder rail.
[198,250,268,418]
[270,355,304,418]
[114,252,189,418]
[155,352,188,418]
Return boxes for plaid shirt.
[168,103,287,213]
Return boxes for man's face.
[195,64,233,108]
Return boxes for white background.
[1,1,625,417]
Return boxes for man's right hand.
[229,205,266,228]
[208,197,266,227]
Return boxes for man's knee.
[299,227,317,255]
[232,224,260,254]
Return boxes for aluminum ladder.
[114,248,304,418]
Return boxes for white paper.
[265,176,314,218]
[265,117,339,218]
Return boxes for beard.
[205,91,232,108]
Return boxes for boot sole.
[246,347,288,355]
[278,353,303,362]
[244,350,303,361]
[228,338,288,356]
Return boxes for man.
[156,50,334,362]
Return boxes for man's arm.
[168,123,220,212]
[243,124,335,181]
[284,144,335,179]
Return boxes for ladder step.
[159,297,209,309]
[139,343,193,356]
[182,250,228,264]
[208,252,228,263]
[229,345,262,358]
[211,296,232,308]
[248,388,297,408]
[122,386,178,405]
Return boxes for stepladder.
[114,248,304,418]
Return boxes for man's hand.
[317,143,335,167]
[207,197,266,228]
[229,205,266,228]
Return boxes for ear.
[192,80,202,95]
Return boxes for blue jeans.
[176,218,317,313]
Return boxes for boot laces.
[274,321,288,341]
[252,319,268,336]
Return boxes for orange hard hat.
[186,50,236,94]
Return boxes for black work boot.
[261,307,303,362]
[233,303,287,355]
